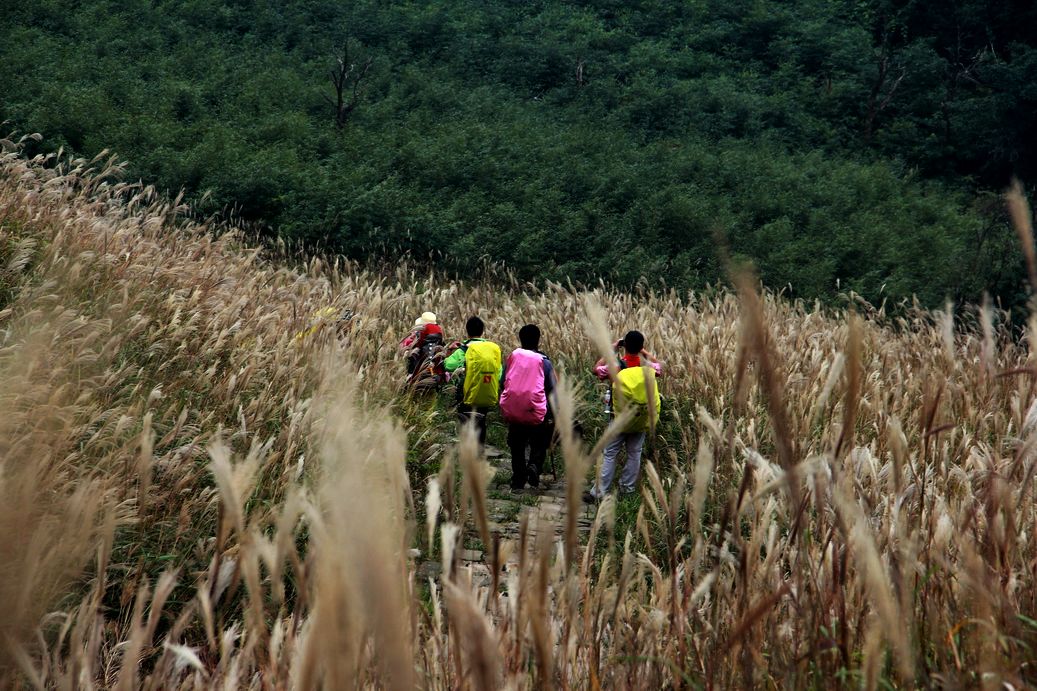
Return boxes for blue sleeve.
[542,357,556,396]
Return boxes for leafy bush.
[1,0,1033,308]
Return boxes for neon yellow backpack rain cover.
[463,340,502,406]
[615,365,661,432]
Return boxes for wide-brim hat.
[421,311,437,324]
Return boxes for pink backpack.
[499,349,548,425]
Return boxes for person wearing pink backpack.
[499,324,556,492]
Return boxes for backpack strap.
[609,358,626,412]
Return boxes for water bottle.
[603,387,612,415]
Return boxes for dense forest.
[3,0,1036,307]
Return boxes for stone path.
[418,445,596,586]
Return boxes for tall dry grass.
[1,137,1037,688]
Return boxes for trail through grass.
[2,138,1037,688]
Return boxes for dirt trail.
[419,446,596,586]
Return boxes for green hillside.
[3,0,1035,305]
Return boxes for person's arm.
[443,343,467,372]
[640,349,663,376]
[414,325,428,349]
[542,357,557,416]
[542,357,557,397]
[400,329,419,350]
[593,343,624,380]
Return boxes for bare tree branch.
[327,43,374,129]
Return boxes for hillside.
[3,0,1035,307]
[3,141,1037,687]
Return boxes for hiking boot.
[582,491,598,504]
[509,485,526,495]
[527,462,545,490]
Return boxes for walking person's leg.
[527,419,554,489]
[476,406,489,447]
[457,403,473,430]
[508,424,530,490]
[618,432,647,495]
[593,434,627,499]
[458,403,485,451]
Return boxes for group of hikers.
[400,313,663,502]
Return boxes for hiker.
[499,324,556,492]
[400,317,424,367]
[584,330,662,502]
[401,312,444,374]
[443,316,502,446]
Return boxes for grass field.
[2,137,1037,688]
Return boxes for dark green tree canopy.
[3,0,1034,307]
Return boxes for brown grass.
[1,139,1037,688]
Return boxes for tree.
[324,42,373,130]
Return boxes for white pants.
[593,432,646,497]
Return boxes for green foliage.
[2,0,1034,307]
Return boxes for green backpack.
[462,340,502,407]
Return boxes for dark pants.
[508,419,555,489]
[458,404,490,446]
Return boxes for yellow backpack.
[462,340,502,407]
[615,365,661,432]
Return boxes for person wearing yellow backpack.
[584,330,662,503]
[443,316,502,446]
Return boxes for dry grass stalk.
[306,369,415,691]
[1007,179,1036,292]
[0,140,1035,688]
[734,269,800,512]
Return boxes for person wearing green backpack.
[584,330,662,503]
[443,316,502,446]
